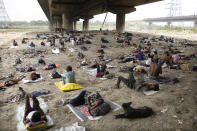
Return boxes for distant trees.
[0,20,48,28]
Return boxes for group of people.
[5,31,196,130]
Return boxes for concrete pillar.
[57,18,62,28]
[194,21,197,28]
[83,19,89,31]
[73,21,77,31]
[62,13,73,32]
[167,22,171,27]
[116,13,125,33]
[148,22,152,29]
[49,22,54,31]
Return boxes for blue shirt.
[61,71,76,84]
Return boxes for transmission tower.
[166,0,182,17]
[0,0,10,21]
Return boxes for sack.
[180,64,193,71]
[90,102,111,116]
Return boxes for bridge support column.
[116,13,125,33]
[194,21,197,28]
[62,12,73,32]
[148,22,152,29]
[57,18,62,29]
[73,21,77,31]
[49,22,54,32]
[167,22,172,27]
[83,19,89,31]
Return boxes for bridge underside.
[38,0,161,32]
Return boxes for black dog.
[115,102,153,119]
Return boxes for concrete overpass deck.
[38,0,162,32]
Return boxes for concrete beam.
[194,21,197,28]
[108,5,136,14]
[62,13,73,32]
[116,13,125,33]
[37,0,51,22]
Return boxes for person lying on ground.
[61,66,76,84]
[13,40,18,46]
[16,66,36,72]
[114,68,158,91]
[149,59,162,79]
[29,73,41,81]
[29,42,35,47]
[0,78,21,87]
[96,62,109,78]
[136,50,144,61]
[18,87,47,124]
[40,41,45,46]
[162,51,172,66]
[62,90,111,116]
[115,66,146,89]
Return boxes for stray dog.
[115,102,153,119]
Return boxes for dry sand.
[0,30,197,131]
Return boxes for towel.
[16,98,54,131]
[22,77,43,84]
[67,99,121,121]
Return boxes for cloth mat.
[22,77,43,84]
[52,48,60,54]
[67,99,121,121]
[143,90,158,96]
[11,46,19,48]
[52,122,85,131]
[16,98,54,131]
[81,67,107,80]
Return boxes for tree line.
[0,20,49,27]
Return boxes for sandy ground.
[0,30,197,131]
[132,29,197,41]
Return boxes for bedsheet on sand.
[22,77,44,84]
[52,122,85,131]
[81,67,107,80]
[16,98,54,131]
[67,99,121,122]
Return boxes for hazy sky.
[3,0,197,22]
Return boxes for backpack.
[90,102,111,116]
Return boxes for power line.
[165,0,182,17]
[0,0,10,21]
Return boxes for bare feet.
[18,87,26,96]
[62,98,70,106]
[18,87,33,97]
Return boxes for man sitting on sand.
[61,66,76,84]
[18,87,47,124]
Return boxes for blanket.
[67,99,121,121]
[52,123,85,131]
[143,90,158,96]
[16,98,54,131]
[52,48,60,54]
[81,67,107,80]
[22,77,43,84]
